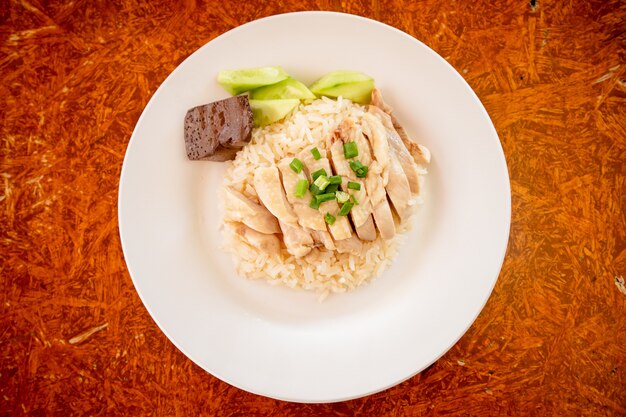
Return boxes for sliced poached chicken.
[254,166,314,257]
[329,119,377,241]
[360,113,396,240]
[223,187,280,234]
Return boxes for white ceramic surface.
[118,12,511,403]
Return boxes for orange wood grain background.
[1,0,625,415]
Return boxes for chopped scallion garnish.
[309,196,320,209]
[349,160,364,172]
[343,142,359,159]
[336,191,350,204]
[311,168,327,182]
[324,213,336,225]
[347,181,361,190]
[328,175,342,185]
[309,182,323,195]
[290,158,304,173]
[294,179,308,198]
[338,201,354,216]
[313,175,330,191]
[349,160,369,177]
[310,147,321,160]
[325,183,339,193]
[315,192,336,204]
[351,195,359,205]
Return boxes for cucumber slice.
[309,71,373,94]
[250,78,316,100]
[314,79,375,104]
[249,99,300,127]
[217,66,289,95]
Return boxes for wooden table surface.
[2,0,625,415]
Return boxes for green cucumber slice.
[309,71,373,93]
[250,78,316,100]
[249,99,300,126]
[314,79,375,104]
[217,66,289,95]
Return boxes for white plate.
[118,12,510,403]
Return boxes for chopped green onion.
[313,175,330,191]
[338,201,354,216]
[347,181,361,190]
[325,183,339,193]
[311,168,327,182]
[290,158,304,173]
[351,195,359,205]
[309,183,323,195]
[336,191,350,204]
[310,147,321,160]
[349,160,364,172]
[328,175,342,185]
[309,196,320,209]
[350,161,369,178]
[324,213,336,225]
[315,193,336,204]
[343,142,359,159]
[294,179,308,198]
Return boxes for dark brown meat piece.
[184,95,253,161]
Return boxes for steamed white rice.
[221,97,412,299]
